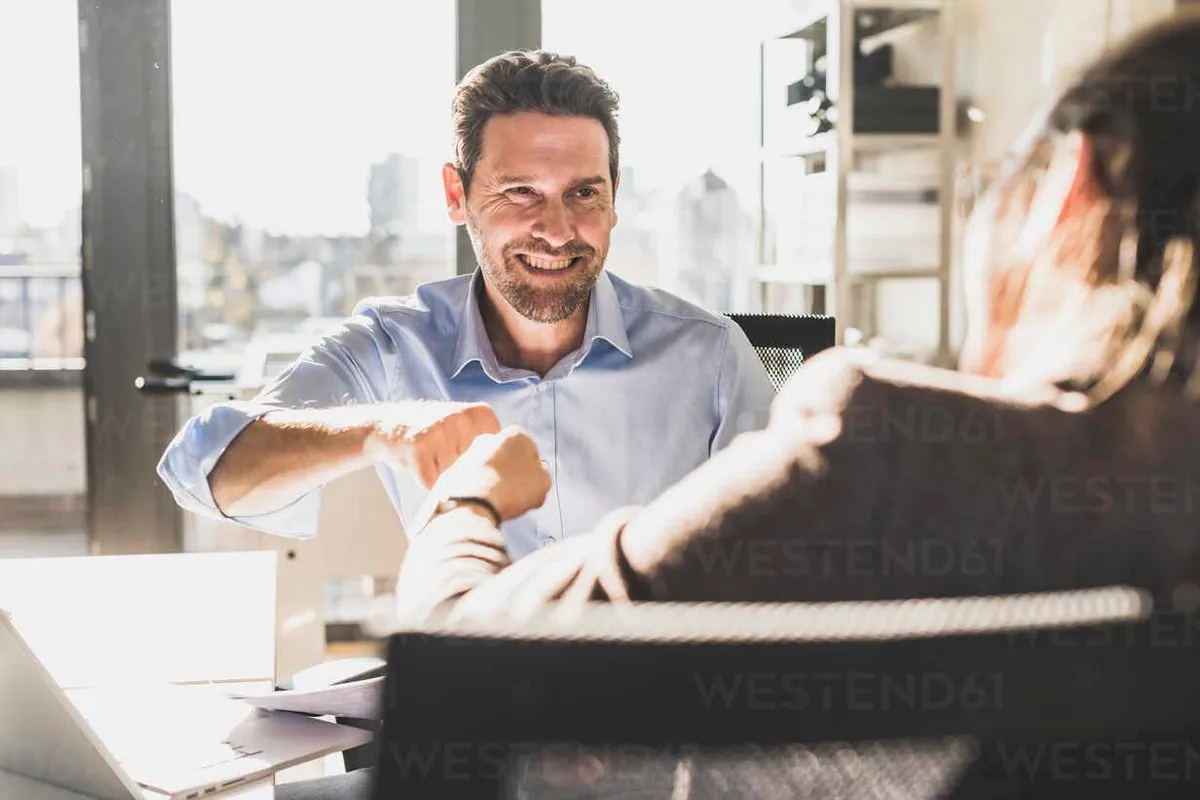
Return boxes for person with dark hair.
[398,15,1200,617]
[156,50,773,563]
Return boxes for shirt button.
[537,383,549,393]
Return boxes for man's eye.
[508,187,535,196]
[576,186,598,198]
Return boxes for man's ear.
[442,162,467,225]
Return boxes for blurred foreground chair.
[370,587,1200,799]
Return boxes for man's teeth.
[522,255,574,271]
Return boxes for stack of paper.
[227,676,384,720]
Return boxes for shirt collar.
[581,270,634,361]
[450,270,633,382]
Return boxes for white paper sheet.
[228,676,385,720]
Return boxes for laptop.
[0,611,372,800]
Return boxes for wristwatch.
[410,493,503,536]
[436,496,502,527]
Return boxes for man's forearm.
[209,407,380,518]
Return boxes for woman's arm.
[397,402,847,620]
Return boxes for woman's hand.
[429,425,552,523]
[393,426,550,622]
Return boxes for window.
[0,0,84,370]
[542,0,772,313]
[168,1,458,614]
[0,0,87,554]
[170,0,457,384]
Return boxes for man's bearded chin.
[486,239,606,323]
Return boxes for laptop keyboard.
[110,737,263,776]
[64,686,271,775]
[180,740,263,771]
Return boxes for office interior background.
[0,0,1192,665]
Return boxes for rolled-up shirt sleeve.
[156,301,395,539]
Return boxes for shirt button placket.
[532,381,557,547]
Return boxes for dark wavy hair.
[983,15,1200,400]
[451,50,621,195]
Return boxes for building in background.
[368,153,419,265]
[668,168,754,312]
[607,165,660,288]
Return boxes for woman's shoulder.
[777,347,1085,417]
[769,347,1090,451]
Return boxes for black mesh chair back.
[371,587,1200,799]
[725,313,836,391]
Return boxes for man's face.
[449,111,617,323]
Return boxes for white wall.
[960,0,1175,169]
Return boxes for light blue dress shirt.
[157,270,774,559]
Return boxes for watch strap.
[438,496,502,528]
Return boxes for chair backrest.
[370,587,1200,799]
[725,313,836,391]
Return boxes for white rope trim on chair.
[373,586,1151,644]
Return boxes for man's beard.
[468,222,606,323]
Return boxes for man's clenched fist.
[365,401,501,488]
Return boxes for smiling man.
[157,50,774,560]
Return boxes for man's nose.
[531,201,575,249]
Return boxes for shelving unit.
[754,0,957,365]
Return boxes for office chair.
[725,313,836,391]
[371,587,1200,799]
